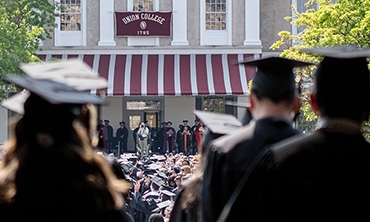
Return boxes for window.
[60,0,81,31]
[196,96,236,115]
[292,0,318,37]
[200,0,231,45]
[133,0,154,11]
[205,0,227,30]
[55,0,86,46]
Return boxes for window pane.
[133,0,154,11]
[205,0,226,30]
[127,101,160,110]
[60,0,81,31]
[202,97,224,113]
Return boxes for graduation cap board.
[1,59,108,114]
[193,110,242,135]
[3,76,105,105]
[20,58,107,90]
[152,200,174,211]
[300,45,370,59]
[151,176,165,187]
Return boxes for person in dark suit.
[104,119,114,151]
[116,121,129,155]
[201,57,313,222]
[163,121,176,154]
[241,46,370,222]
[158,122,167,154]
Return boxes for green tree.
[0,0,58,99]
[270,0,370,138]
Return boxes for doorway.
[127,111,143,152]
[125,99,162,154]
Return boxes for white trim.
[90,54,100,95]
[141,54,148,96]
[174,54,181,95]
[238,54,248,93]
[124,55,132,96]
[205,54,215,94]
[107,54,116,96]
[243,0,262,47]
[38,48,262,55]
[157,54,165,96]
[222,54,232,95]
[98,0,116,46]
[171,0,189,46]
[190,54,198,96]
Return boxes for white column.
[243,0,262,46]
[98,0,116,46]
[171,0,189,46]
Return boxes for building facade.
[1,0,298,149]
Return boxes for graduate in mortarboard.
[131,176,164,222]
[241,45,370,222]
[0,60,131,222]
[200,56,313,222]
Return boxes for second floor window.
[205,0,227,30]
[133,0,154,11]
[60,0,81,31]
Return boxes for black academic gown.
[131,190,160,222]
[242,127,370,222]
[201,116,301,222]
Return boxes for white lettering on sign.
[121,13,166,25]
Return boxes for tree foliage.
[270,0,370,138]
[0,0,58,99]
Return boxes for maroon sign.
[115,11,172,36]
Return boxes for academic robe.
[201,116,301,222]
[240,122,370,222]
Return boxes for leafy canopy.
[270,0,370,137]
[0,0,58,99]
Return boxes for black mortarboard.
[160,184,173,192]
[301,45,370,120]
[156,170,168,180]
[151,176,165,188]
[240,57,313,102]
[4,76,105,105]
[143,169,157,177]
[161,190,176,201]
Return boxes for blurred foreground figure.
[0,62,131,222]
[243,46,370,221]
[201,57,312,222]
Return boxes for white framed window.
[127,0,159,46]
[200,0,232,46]
[292,0,318,37]
[54,0,86,46]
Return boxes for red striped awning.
[38,53,255,96]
